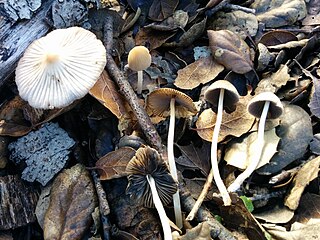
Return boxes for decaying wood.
[0,175,38,230]
[0,0,53,88]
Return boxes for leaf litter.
[1,0,320,239]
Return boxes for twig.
[225,3,256,14]
[179,179,236,240]
[103,16,163,152]
[121,7,141,34]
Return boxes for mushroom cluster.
[146,88,197,228]
[15,27,106,109]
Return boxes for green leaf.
[240,196,254,212]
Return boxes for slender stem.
[186,168,214,221]
[168,97,183,229]
[228,101,270,192]
[137,70,143,94]
[147,175,172,240]
[211,89,232,206]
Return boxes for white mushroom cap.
[15,27,107,109]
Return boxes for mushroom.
[146,88,197,228]
[126,146,177,240]
[228,92,283,192]
[127,46,152,95]
[204,80,240,206]
[15,27,106,109]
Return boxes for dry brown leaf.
[95,147,136,180]
[89,70,128,119]
[296,193,320,224]
[207,30,253,74]
[148,0,179,21]
[254,205,294,224]
[174,57,224,89]
[43,164,97,240]
[255,64,291,94]
[285,156,320,210]
[259,30,297,46]
[196,94,255,142]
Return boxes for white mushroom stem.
[147,175,173,240]
[210,89,232,206]
[168,97,183,229]
[137,70,143,94]
[228,101,270,192]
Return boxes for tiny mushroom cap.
[128,46,152,71]
[146,88,198,118]
[15,27,106,109]
[247,92,283,119]
[204,80,240,112]
[126,146,177,208]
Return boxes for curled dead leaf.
[207,30,253,74]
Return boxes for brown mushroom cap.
[146,88,197,118]
[126,146,177,208]
[247,92,283,119]
[128,46,152,71]
[204,80,240,112]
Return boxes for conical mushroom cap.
[146,88,197,118]
[15,27,106,109]
[126,146,177,208]
[247,92,283,119]
[204,80,240,112]
[128,46,152,71]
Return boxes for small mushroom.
[126,146,177,240]
[127,46,152,94]
[228,92,283,192]
[146,88,197,228]
[15,27,106,109]
[204,80,240,206]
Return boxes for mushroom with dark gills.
[146,88,197,228]
[203,80,240,206]
[15,27,106,109]
[126,146,177,240]
[127,46,152,95]
[228,92,283,192]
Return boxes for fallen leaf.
[89,70,128,119]
[148,0,179,21]
[164,17,207,48]
[257,104,313,175]
[95,147,136,180]
[173,222,211,240]
[263,222,320,240]
[267,39,309,50]
[308,78,320,118]
[255,64,291,94]
[196,94,255,142]
[225,128,280,170]
[175,142,211,176]
[208,29,253,74]
[174,57,224,90]
[254,205,294,224]
[285,156,320,210]
[44,164,97,240]
[148,10,189,31]
[310,133,320,155]
[258,30,297,46]
[251,0,307,28]
[208,10,258,38]
[296,193,320,224]
[135,27,177,50]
